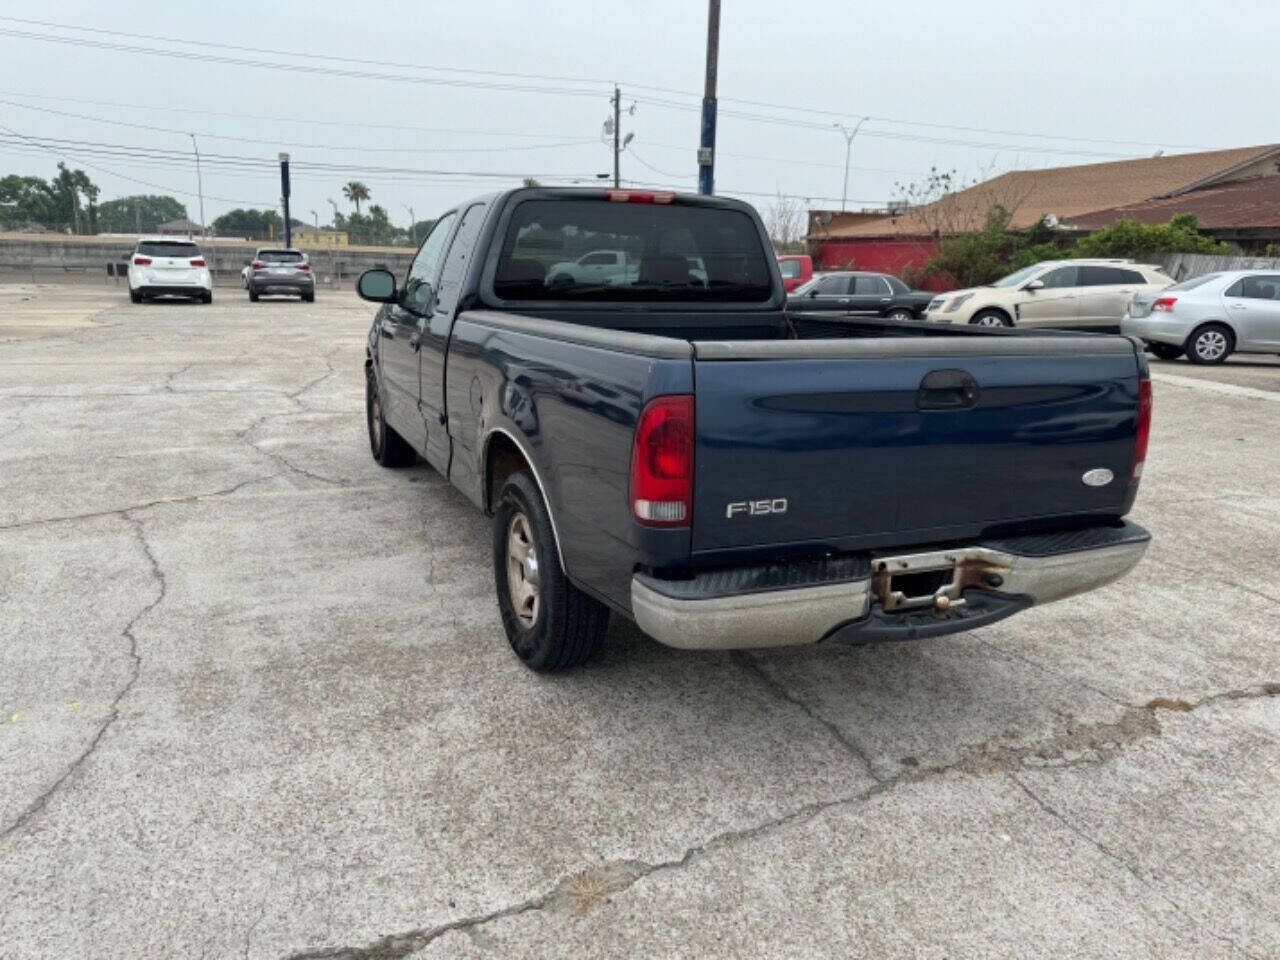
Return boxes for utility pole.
[190,134,206,237]
[279,153,292,248]
[612,86,621,188]
[405,205,417,245]
[698,0,721,196]
[833,118,868,211]
[311,209,318,228]
[69,184,80,235]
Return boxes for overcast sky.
[0,0,1272,227]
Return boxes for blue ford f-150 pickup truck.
[358,187,1152,671]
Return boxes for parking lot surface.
[2,285,1278,959]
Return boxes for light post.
[833,118,869,212]
[189,134,206,237]
[405,205,417,245]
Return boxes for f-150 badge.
[726,498,788,518]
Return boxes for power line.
[0,27,606,98]
[0,97,602,156]
[0,17,1223,156]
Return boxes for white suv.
[924,259,1171,329]
[127,238,213,304]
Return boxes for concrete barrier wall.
[0,234,416,287]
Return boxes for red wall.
[812,237,951,291]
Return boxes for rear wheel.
[303,291,315,302]
[1185,323,1233,365]
[365,366,416,467]
[493,470,608,671]
[885,308,915,322]
[201,290,213,304]
[129,288,142,304]
[970,310,1012,327]
[248,289,260,302]
[1148,342,1184,361]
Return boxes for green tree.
[212,208,284,239]
[926,206,1025,287]
[0,174,59,229]
[96,194,187,233]
[52,162,99,234]
[344,204,399,246]
[342,180,370,214]
[1072,214,1229,260]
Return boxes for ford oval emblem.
[1082,468,1114,487]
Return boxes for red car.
[777,254,813,292]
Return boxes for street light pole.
[833,118,869,212]
[405,205,417,245]
[189,134,206,237]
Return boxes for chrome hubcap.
[506,512,540,628]
[978,315,1003,326]
[1196,330,1227,360]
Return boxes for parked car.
[787,271,934,321]
[357,186,1151,672]
[777,253,813,292]
[924,260,1171,329]
[126,238,212,304]
[246,248,315,302]
[1123,269,1280,364]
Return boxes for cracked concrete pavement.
[1,285,1278,958]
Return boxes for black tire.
[970,309,1013,327]
[248,289,260,302]
[129,288,142,304]
[885,308,915,322]
[1185,323,1234,365]
[493,470,609,671]
[201,290,213,304]
[1148,342,1184,361]
[303,292,315,303]
[365,366,416,467]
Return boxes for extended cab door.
[1076,265,1146,329]
[423,201,488,471]
[1222,273,1280,349]
[1018,264,1081,327]
[378,210,457,453]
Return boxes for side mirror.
[357,269,398,303]
[1023,279,1044,291]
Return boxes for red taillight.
[1131,377,1152,482]
[606,189,675,204]
[296,262,311,271]
[1151,297,1177,312]
[189,258,205,267]
[251,261,266,270]
[630,395,693,527]
[133,256,152,266]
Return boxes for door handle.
[880,297,891,303]
[917,369,980,411]
[1229,303,1248,310]
[838,298,850,303]
[409,332,423,351]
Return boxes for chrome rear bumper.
[631,522,1150,650]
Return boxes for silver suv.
[246,248,315,302]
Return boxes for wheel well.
[1187,320,1235,343]
[485,433,530,515]
[973,306,1012,323]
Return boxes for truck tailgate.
[690,336,1142,557]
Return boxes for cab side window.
[1234,275,1280,300]
[813,275,847,295]
[434,203,488,316]
[402,211,458,312]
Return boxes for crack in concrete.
[0,513,163,843]
[1011,775,1265,959]
[0,473,281,532]
[163,361,199,393]
[279,682,1279,959]
[731,650,883,781]
[1148,554,1280,608]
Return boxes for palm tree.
[343,181,370,215]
